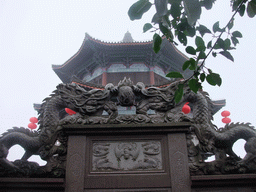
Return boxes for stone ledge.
[191,174,256,187]
[63,122,192,135]
[0,178,65,191]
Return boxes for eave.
[52,33,190,83]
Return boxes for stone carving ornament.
[115,143,140,161]
[92,141,162,171]
[1,77,256,176]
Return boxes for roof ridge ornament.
[2,78,256,177]
[118,77,133,87]
[122,31,134,42]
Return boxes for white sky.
[0,0,255,164]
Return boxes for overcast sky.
[1,0,256,164]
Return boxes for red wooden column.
[102,68,107,86]
[149,66,155,85]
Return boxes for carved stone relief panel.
[91,141,163,172]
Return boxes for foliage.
[128,0,256,102]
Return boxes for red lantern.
[182,102,191,114]
[28,123,37,129]
[29,117,38,124]
[222,117,231,124]
[221,110,230,117]
[65,108,76,115]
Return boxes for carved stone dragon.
[183,87,256,174]
[1,78,256,176]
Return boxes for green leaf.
[177,18,190,32]
[247,0,256,18]
[224,39,231,50]
[232,31,243,38]
[219,51,234,62]
[166,71,184,78]
[153,33,162,53]
[212,21,224,33]
[231,36,239,46]
[174,84,184,103]
[206,74,216,86]
[182,60,190,71]
[202,0,213,10]
[143,23,153,33]
[207,40,212,49]
[215,38,225,50]
[155,0,168,16]
[151,13,161,24]
[206,73,222,86]
[170,2,181,19]
[183,0,202,26]
[195,36,206,51]
[185,25,196,37]
[198,51,206,60]
[200,73,206,82]
[188,58,196,70]
[212,73,222,86]
[239,4,246,16]
[159,23,172,39]
[159,23,168,33]
[178,31,187,46]
[194,71,200,79]
[213,21,219,33]
[186,46,196,55]
[212,52,217,57]
[208,69,212,74]
[171,19,178,28]
[196,25,211,37]
[128,0,152,21]
[163,15,172,27]
[232,0,243,11]
[189,79,201,93]
[182,58,196,70]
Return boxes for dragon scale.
[38,93,66,145]
[187,90,256,163]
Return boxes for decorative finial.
[118,77,133,87]
[122,31,134,42]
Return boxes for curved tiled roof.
[84,33,152,46]
[52,33,190,83]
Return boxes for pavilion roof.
[52,33,190,83]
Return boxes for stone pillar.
[168,133,191,192]
[65,136,87,192]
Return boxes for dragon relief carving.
[92,143,118,171]
[1,77,256,176]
